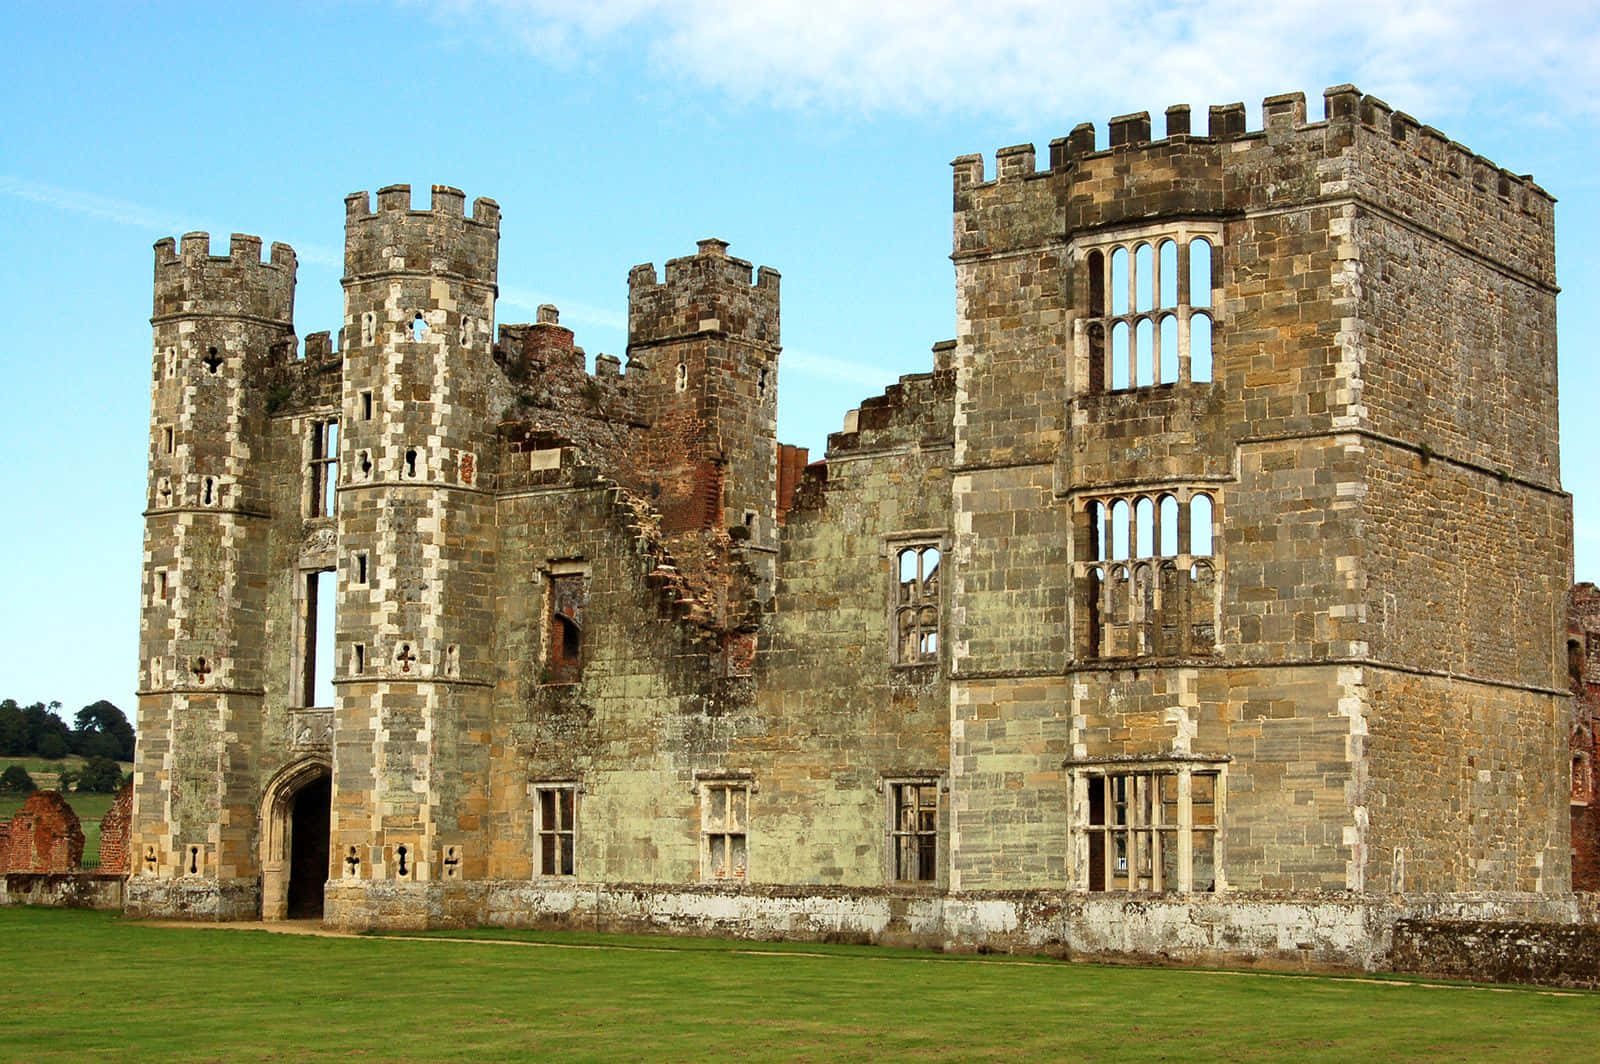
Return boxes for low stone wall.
[318,880,1579,973]
[1390,918,1600,988]
[0,872,125,910]
[124,877,259,921]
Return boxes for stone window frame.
[541,561,589,686]
[1075,488,1219,660]
[306,415,340,518]
[1065,756,1228,894]
[696,772,755,883]
[881,775,944,886]
[1072,221,1222,396]
[885,530,947,668]
[530,779,581,877]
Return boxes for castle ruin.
[128,86,1576,966]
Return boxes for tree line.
[0,699,135,796]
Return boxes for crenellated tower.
[627,239,781,570]
[129,232,297,917]
[325,185,502,921]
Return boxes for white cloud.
[0,176,342,268]
[782,347,899,389]
[499,286,628,332]
[417,1,1600,125]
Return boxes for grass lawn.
[0,909,1594,1062]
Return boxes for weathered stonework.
[1569,583,1600,890]
[129,87,1575,968]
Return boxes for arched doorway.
[260,758,332,921]
[287,775,331,917]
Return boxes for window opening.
[202,477,215,506]
[675,360,688,393]
[411,313,428,342]
[1110,499,1130,560]
[352,643,365,675]
[358,451,372,480]
[1158,494,1179,556]
[1077,226,1221,395]
[353,552,369,586]
[1081,766,1220,893]
[536,786,576,876]
[1158,239,1178,308]
[1079,490,1220,660]
[162,426,175,454]
[1110,246,1129,316]
[1111,321,1130,390]
[1189,238,1213,307]
[1158,314,1178,384]
[1189,494,1213,556]
[203,347,223,375]
[757,367,768,398]
[1134,497,1154,559]
[309,419,339,517]
[547,571,586,683]
[404,448,418,478]
[154,570,170,603]
[1134,243,1153,312]
[890,781,938,882]
[894,544,941,664]
[301,568,336,707]
[1190,312,1213,383]
[360,390,373,420]
[701,780,749,881]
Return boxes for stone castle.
[128,86,1577,966]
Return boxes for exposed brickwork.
[2,792,84,874]
[1570,583,1600,891]
[128,89,1575,968]
[98,782,133,876]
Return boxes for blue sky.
[2,0,1597,722]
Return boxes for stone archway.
[260,757,332,921]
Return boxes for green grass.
[0,909,1594,1062]
[0,790,118,867]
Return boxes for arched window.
[1158,494,1179,556]
[1158,239,1178,308]
[1111,499,1130,560]
[1111,322,1130,390]
[1191,312,1213,383]
[1189,494,1214,557]
[1134,497,1154,559]
[1189,238,1212,308]
[895,545,942,664]
[1134,243,1154,312]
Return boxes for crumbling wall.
[98,782,133,876]
[1571,583,1600,891]
[2,791,84,873]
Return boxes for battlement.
[628,239,780,349]
[152,231,297,323]
[343,183,500,287]
[954,85,1553,214]
[953,85,1554,286]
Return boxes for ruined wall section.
[494,309,643,473]
[627,241,780,565]
[488,459,738,889]
[751,362,954,885]
[325,186,502,920]
[1569,584,1600,891]
[131,233,294,916]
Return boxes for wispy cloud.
[0,176,341,267]
[782,347,897,390]
[500,286,628,332]
[415,1,1600,126]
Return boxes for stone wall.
[1391,918,1600,988]
[98,782,133,876]
[1570,583,1600,890]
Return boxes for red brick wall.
[97,782,133,876]
[1570,583,1600,891]
[2,791,84,874]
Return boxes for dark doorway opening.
[286,775,331,919]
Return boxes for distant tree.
[0,764,36,794]
[22,702,70,759]
[0,700,25,756]
[76,757,123,794]
[73,700,135,762]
